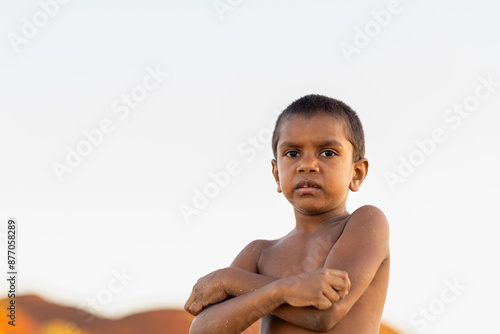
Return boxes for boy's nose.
[297,156,319,173]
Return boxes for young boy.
[184,94,390,333]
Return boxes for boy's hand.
[184,268,229,316]
[278,268,350,310]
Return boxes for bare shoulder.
[242,238,277,253]
[347,205,390,237]
[333,205,390,261]
[230,238,276,272]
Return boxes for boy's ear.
[271,159,282,193]
[349,158,369,192]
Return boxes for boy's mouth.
[296,180,320,191]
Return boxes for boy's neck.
[293,207,349,233]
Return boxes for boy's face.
[271,113,368,217]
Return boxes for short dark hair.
[271,94,365,161]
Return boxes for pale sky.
[1,1,499,333]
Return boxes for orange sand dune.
[0,295,400,334]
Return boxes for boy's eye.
[320,150,336,157]
[284,150,300,158]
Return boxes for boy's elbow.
[314,306,343,331]
[188,322,197,334]
[316,315,337,332]
[189,316,203,334]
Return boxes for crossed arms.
[184,206,390,333]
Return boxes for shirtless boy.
[185,94,390,333]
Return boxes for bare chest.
[258,222,347,278]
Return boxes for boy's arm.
[185,240,272,316]
[271,205,390,330]
[188,280,283,334]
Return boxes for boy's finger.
[184,293,196,311]
[337,288,348,299]
[328,276,350,299]
[314,296,333,310]
[322,287,340,304]
[185,308,197,316]
[188,301,203,316]
[327,275,348,291]
[326,268,349,281]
